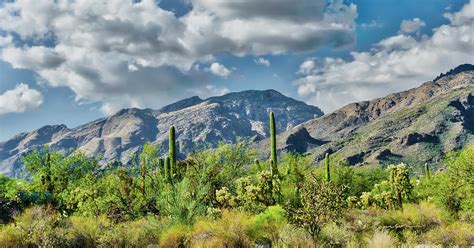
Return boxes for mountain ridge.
[0,89,323,177]
[261,68,474,167]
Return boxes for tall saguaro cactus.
[169,126,176,177]
[325,153,330,182]
[157,158,164,177]
[165,157,171,182]
[140,156,147,195]
[424,163,430,179]
[269,112,278,177]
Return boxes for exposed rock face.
[345,152,367,166]
[260,67,474,168]
[400,133,439,146]
[374,149,401,161]
[449,93,474,132]
[283,127,327,154]
[0,90,323,177]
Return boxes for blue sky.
[0,0,472,141]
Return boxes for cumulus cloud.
[0,0,357,114]
[400,18,425,33]
[254,57,270,67]
[209,62,231,77]
[297,59,316,75]
[294,0,474,112]
[0,83,44,114]
[0,35,13,47]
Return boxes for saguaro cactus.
[269,112,278,177]
[165,157,171,182]
[158,158,164,170]
[424,163,430,179]
[156,158,164,177]
[325,153,330,182]
[169,126,176,176]
[140,156,147,195]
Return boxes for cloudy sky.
[0,0,473,141]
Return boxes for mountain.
[434,64,474,81]
[0,90,323,177]
[262,65,474,168]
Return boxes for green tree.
[22,149,98,212]
[288,174,347,239]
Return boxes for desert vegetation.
[0,113,473,247]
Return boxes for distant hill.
[259,65,474,169]
[0,90,323,177]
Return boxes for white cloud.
[128,64,139,72]
[377,35,418,51]
[400,18,426,33]
[0,83,44,114]
[196,84,230,98]
[444,1,474,25]
[0,35,13,47]
[209,62,231,77]
[359,20,383,29]
[294,0,474,112]
[297,59,316,75]
[254,57,270,67]
[1,46,65,71]
[0,0,357,114]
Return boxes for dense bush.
[0,142,472,247]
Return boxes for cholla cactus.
[388,163,413,210]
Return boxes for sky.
[0,0,473,141]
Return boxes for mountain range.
[0,90,323,177]
[1,65,473,177]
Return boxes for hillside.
[265,68,474,168]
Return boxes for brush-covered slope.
[265,67,474,168]
[0,90,323,177]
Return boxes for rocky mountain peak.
[159,96,203,113]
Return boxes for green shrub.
[422,222,474,246]
[252,205,287,243]
[366,230,397,248]
[190,210,254,247]
[320,222,353,246]
[13,206,70,247]
[116,217,161,247]
[68,215,112,247]
[273,224,316,248]
[160,224,190,248]
[377,201,444,237]
[0,225,24,248]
